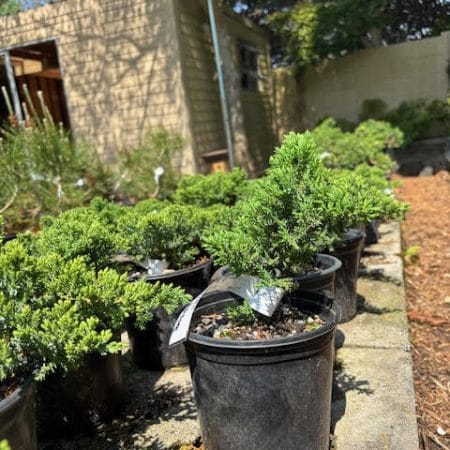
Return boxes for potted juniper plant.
[0,240,123,446]
[0,235,185,440]
[310,118,405,244]
[328,164,408,321]
[181,132,375,450]
[117,203,226,369]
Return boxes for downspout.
[3,51,23,122]
[206,0,235,169]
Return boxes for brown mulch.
[395,171,450,450]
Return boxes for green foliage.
[132,282,191,329]
[359,98,388,121]
[269,0,386,70]
[384,99,450,145]
[309,118,401,172]
[226,301,256,326]
[119,203,229,269]
[354,119,404,150]
[0,115,111,231]
[0,239,187,383]
[0,440,10,450]
[204,132,408,286]
[403,245,421,265]
[36,207,119,270]
[173,168,248,207]
[116,128,183,200]
[0,0,20,16]
[204,133,359,285]
[0,215,4,242]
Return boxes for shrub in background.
[173,167,248,207]
[119,203,229,270]
[309,118,401,172]
[359,98,450,146]
[115,128,183,201]
[0,111,110,231]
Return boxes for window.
[238,42,258,91]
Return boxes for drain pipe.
[206,0,235,169]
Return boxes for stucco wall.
[274,32,450,133]
[0,0,196,171]
[301,32,450,128]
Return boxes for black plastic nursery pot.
[0,377,37,450]
[125,305,188,370]
[36,352,124,438]
[186,290,339,450]
[143,258,213,297]
[126,259,213,370]
[365,220,380,245]
[331,229,365,322]
[293,253,342,297]
[1,233,17,245]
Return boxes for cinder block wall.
[0,0,197,171]
[274,32,450,131]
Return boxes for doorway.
[0,39,70,129]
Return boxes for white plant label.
[143,259,169,276]
[168,272,284,347]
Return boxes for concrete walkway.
[332,222,419,450]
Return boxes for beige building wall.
[222,11,276,175]
[0,0,196,170]
[0,0,274,174]
[175,0,226,166]
[300,32,450,129]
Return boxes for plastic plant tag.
[168,273,284,347]
[144,259,170,276]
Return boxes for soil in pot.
[331,229,365,322]
[0,377,37,450]
[186,290,339,450]
[126,259,212,370]
[36,353,124,439]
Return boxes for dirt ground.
[395,171,450,450]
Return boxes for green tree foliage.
[0,0,21,15]
[226,0,450,68]
[173,167,248,207]
[270,1,387,70]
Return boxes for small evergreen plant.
[0,240,189,387]
[173,168,248,207]
[204,132,407,286]
[119,203,229,269]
